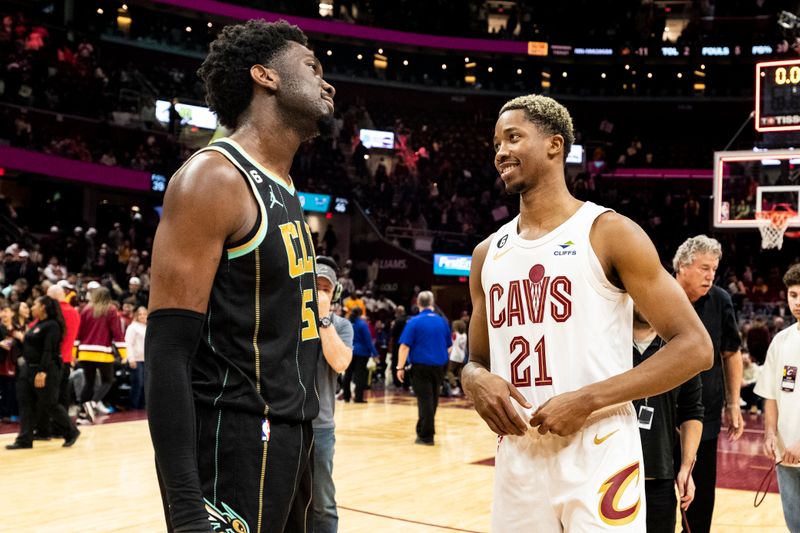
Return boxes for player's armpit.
[149,152,254,313]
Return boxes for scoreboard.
[756,59,800,132]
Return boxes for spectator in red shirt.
[48,285,80,407]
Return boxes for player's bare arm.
[531,213,713,436]
[149,151,257,312]
[462,235,531,437]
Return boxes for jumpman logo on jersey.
[268,185,284,209]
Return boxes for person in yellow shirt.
[343,289,366,318]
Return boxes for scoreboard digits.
[756,59,800,132]
[774,65,800,86]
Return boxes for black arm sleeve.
[145,308,212,533]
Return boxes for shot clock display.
[756,59,800,132]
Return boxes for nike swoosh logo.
[593,429,619,445]
[493,247,514,261]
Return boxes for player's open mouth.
[499,162,519,177]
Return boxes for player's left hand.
[783,441,800,465]
[676,466,695,510]
[724,404,745,442]
[529,390,594,436]
[34,371,46,389]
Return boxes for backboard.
[713,150,800,229]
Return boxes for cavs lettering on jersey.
[188,138,321,421]
[482,202,633,414]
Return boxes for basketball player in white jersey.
[462,94,713,532]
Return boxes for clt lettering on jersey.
[279,221,316,278]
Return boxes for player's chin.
[503,179,525,195]
[314,112,336,138]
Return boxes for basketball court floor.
[0,389,787,532]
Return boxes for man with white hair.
[673,235,742,533]
[396,290,452,445]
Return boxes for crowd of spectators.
[223,0,787,47]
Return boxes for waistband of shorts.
[584,402,633,427]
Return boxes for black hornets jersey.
[190,138,320,421]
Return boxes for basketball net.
[755,210,795,250]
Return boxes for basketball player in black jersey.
[146,20,335,533]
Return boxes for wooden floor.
[0,393,789,532]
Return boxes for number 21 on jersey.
[510,335,553,387]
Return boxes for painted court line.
[338,505,485,533]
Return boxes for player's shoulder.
[592,209,643,238]
[473,232,496,256]
[169,149,242,193]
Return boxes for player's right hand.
[467,371,530,437]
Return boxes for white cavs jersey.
[482,201,633,414]
[484,202,645,532]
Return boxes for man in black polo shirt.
[673,235,743,533]
[396,291,452,445]
[633,306,703,533]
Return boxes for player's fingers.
[483,409,514,436]
[506,383,531,409]
[482,415,504,436]
[531,415,550,434]
[498,398,527,435]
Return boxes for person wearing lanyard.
[632,306,703,533]
[396,291,452,446]
[755,264,800,533]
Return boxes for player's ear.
[548,134,564,159]
[251,64,279,93]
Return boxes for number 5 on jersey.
[510,335,553,387]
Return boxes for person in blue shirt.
[341,307,377,403]
[396,291,452,445]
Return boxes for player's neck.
[230,116,303,181]
[517,176,581,236]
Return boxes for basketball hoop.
[755,210,796,249]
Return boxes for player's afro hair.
[499,94,575,162]
[197,19,308,130]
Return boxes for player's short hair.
[672,235,722,273]
[417,290,434,308]
[197,19,308,130]
[783,263,800,288]
[499,94,575,161]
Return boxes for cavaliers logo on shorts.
[597,462,642,526]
